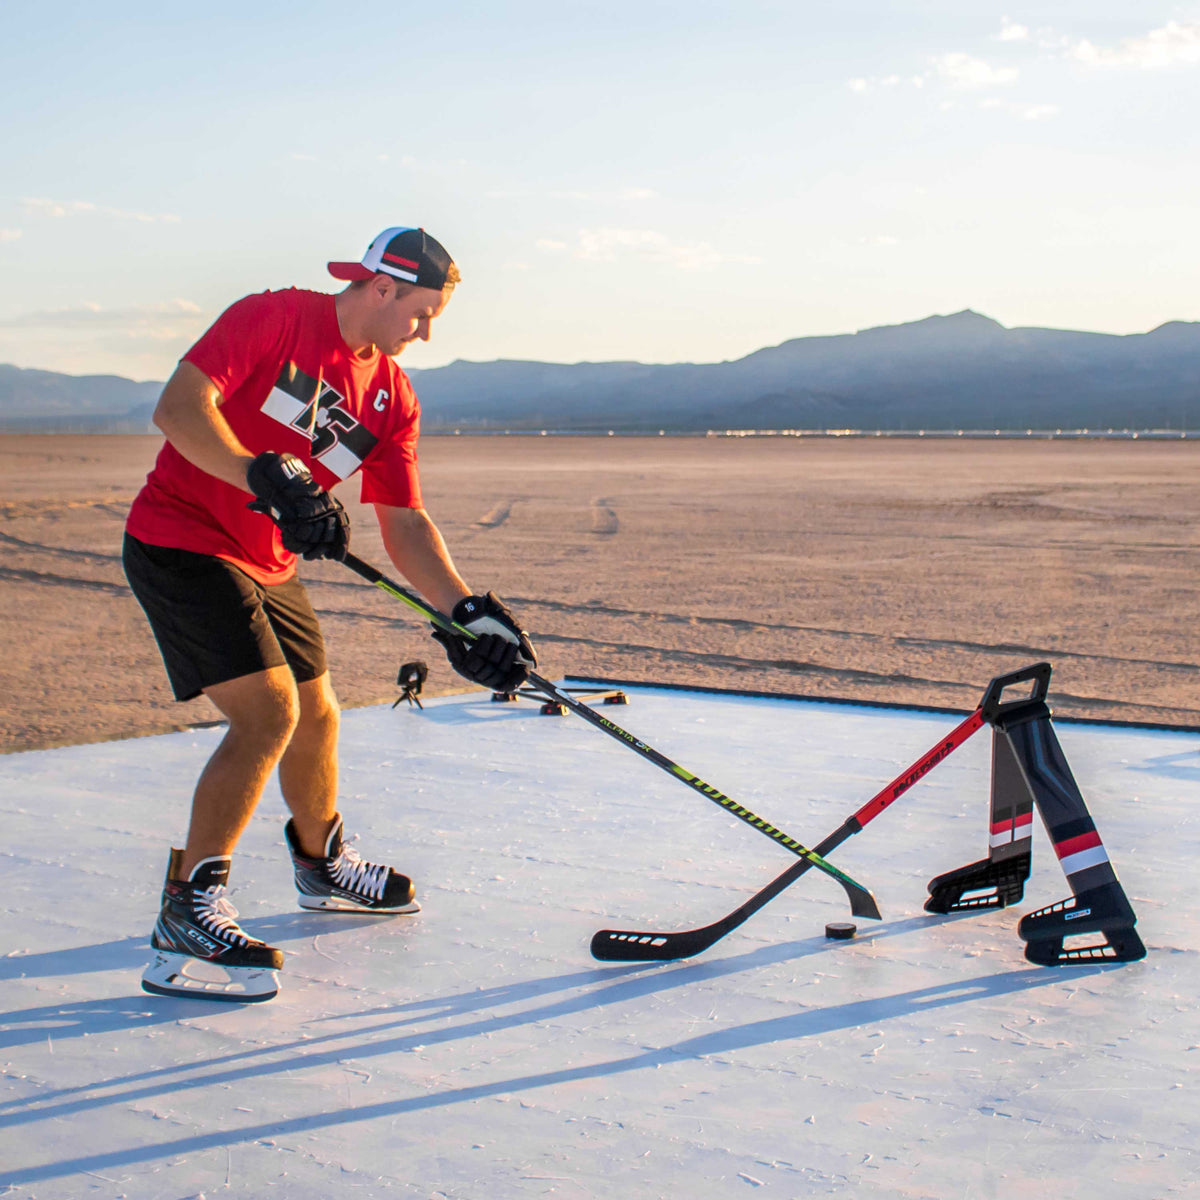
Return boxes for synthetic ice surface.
[1,687,1197,1199]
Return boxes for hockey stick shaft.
[341,552,879,919]
[592,707,986,960]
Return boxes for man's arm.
[153,360,256,490]
[159,360,348,560]
[375,504,473,615]
[378,503,537,692]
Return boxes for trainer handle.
[980,661,1052,723]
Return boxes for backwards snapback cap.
[328,226,454,290]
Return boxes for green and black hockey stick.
[341,552,880,920]
[591,707,988,961]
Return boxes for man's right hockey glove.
[246,451,350,561]
[431,592,537,693]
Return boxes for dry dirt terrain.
[1,433,1196,752]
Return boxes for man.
[123,226,536,1002]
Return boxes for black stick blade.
[845,883,882,922]
[590,925,727,962]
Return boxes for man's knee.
[296,673,340,740]
[207,668,301,751]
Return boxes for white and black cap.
[328,226,454,290]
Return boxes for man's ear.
[368,274,395,304]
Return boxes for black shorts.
[123,533,327,701]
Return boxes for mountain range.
[2,310,1197,432]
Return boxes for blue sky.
[2,2,1199,378]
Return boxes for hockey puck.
[825,922,857,940]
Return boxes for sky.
[2,1,1200,379]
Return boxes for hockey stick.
[591,707,986,961]
[341,552,879,920]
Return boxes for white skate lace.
[195,886,251,947]
[330,844,388,901]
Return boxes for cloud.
[487,185,659,203]
[0,229,22,242]
[21,198,97,217]
[0,299,203,333]
[849,21,1200,119]
[540,228,761,271]
[847,73,926,93]
[384,153,469,172]
[1015,102,1058,120]
[21,197,180,223]
[980,97,1060,120]
[850,52,1021,95]
[934,52,1019,88]
[997,19,1030,43]
[1070,20,1200,69]
[850,54,1019,95]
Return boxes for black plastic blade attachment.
[1018,881,1147,966]
[925,849,1031,914]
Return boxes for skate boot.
[285,815,418,913]
[141,850,283,1003]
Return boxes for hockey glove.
[246,451,350,562]
[431,592,537,693]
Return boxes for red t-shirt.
[126,288,423,584]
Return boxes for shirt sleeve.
[182,291,289,398]
[358,373,424,509]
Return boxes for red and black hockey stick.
[591,706,988,961]
[341,553,880,920]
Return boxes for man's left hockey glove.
[431,593,537,693]
[246,451,350,561]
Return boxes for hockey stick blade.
[591,826,844,962]
[340,552,879,919]
[590,849,825,960]
[592,710,987,962]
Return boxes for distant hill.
[3,310,1198,432]
[405,311,1200,432]
[0,364,162,431]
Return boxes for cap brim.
[327,261,376,281]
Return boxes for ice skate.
[286,815,418,913]
[141,850,283,1003]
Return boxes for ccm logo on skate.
[184,929,220,952]
[1064,907,1093,921]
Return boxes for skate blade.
[298,894,421,914]
[141,952,279,1003]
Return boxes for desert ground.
[0,433,1196,752]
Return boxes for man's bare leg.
[274,671,417,913]
[277,672,342,857]
[179,665,300,879]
